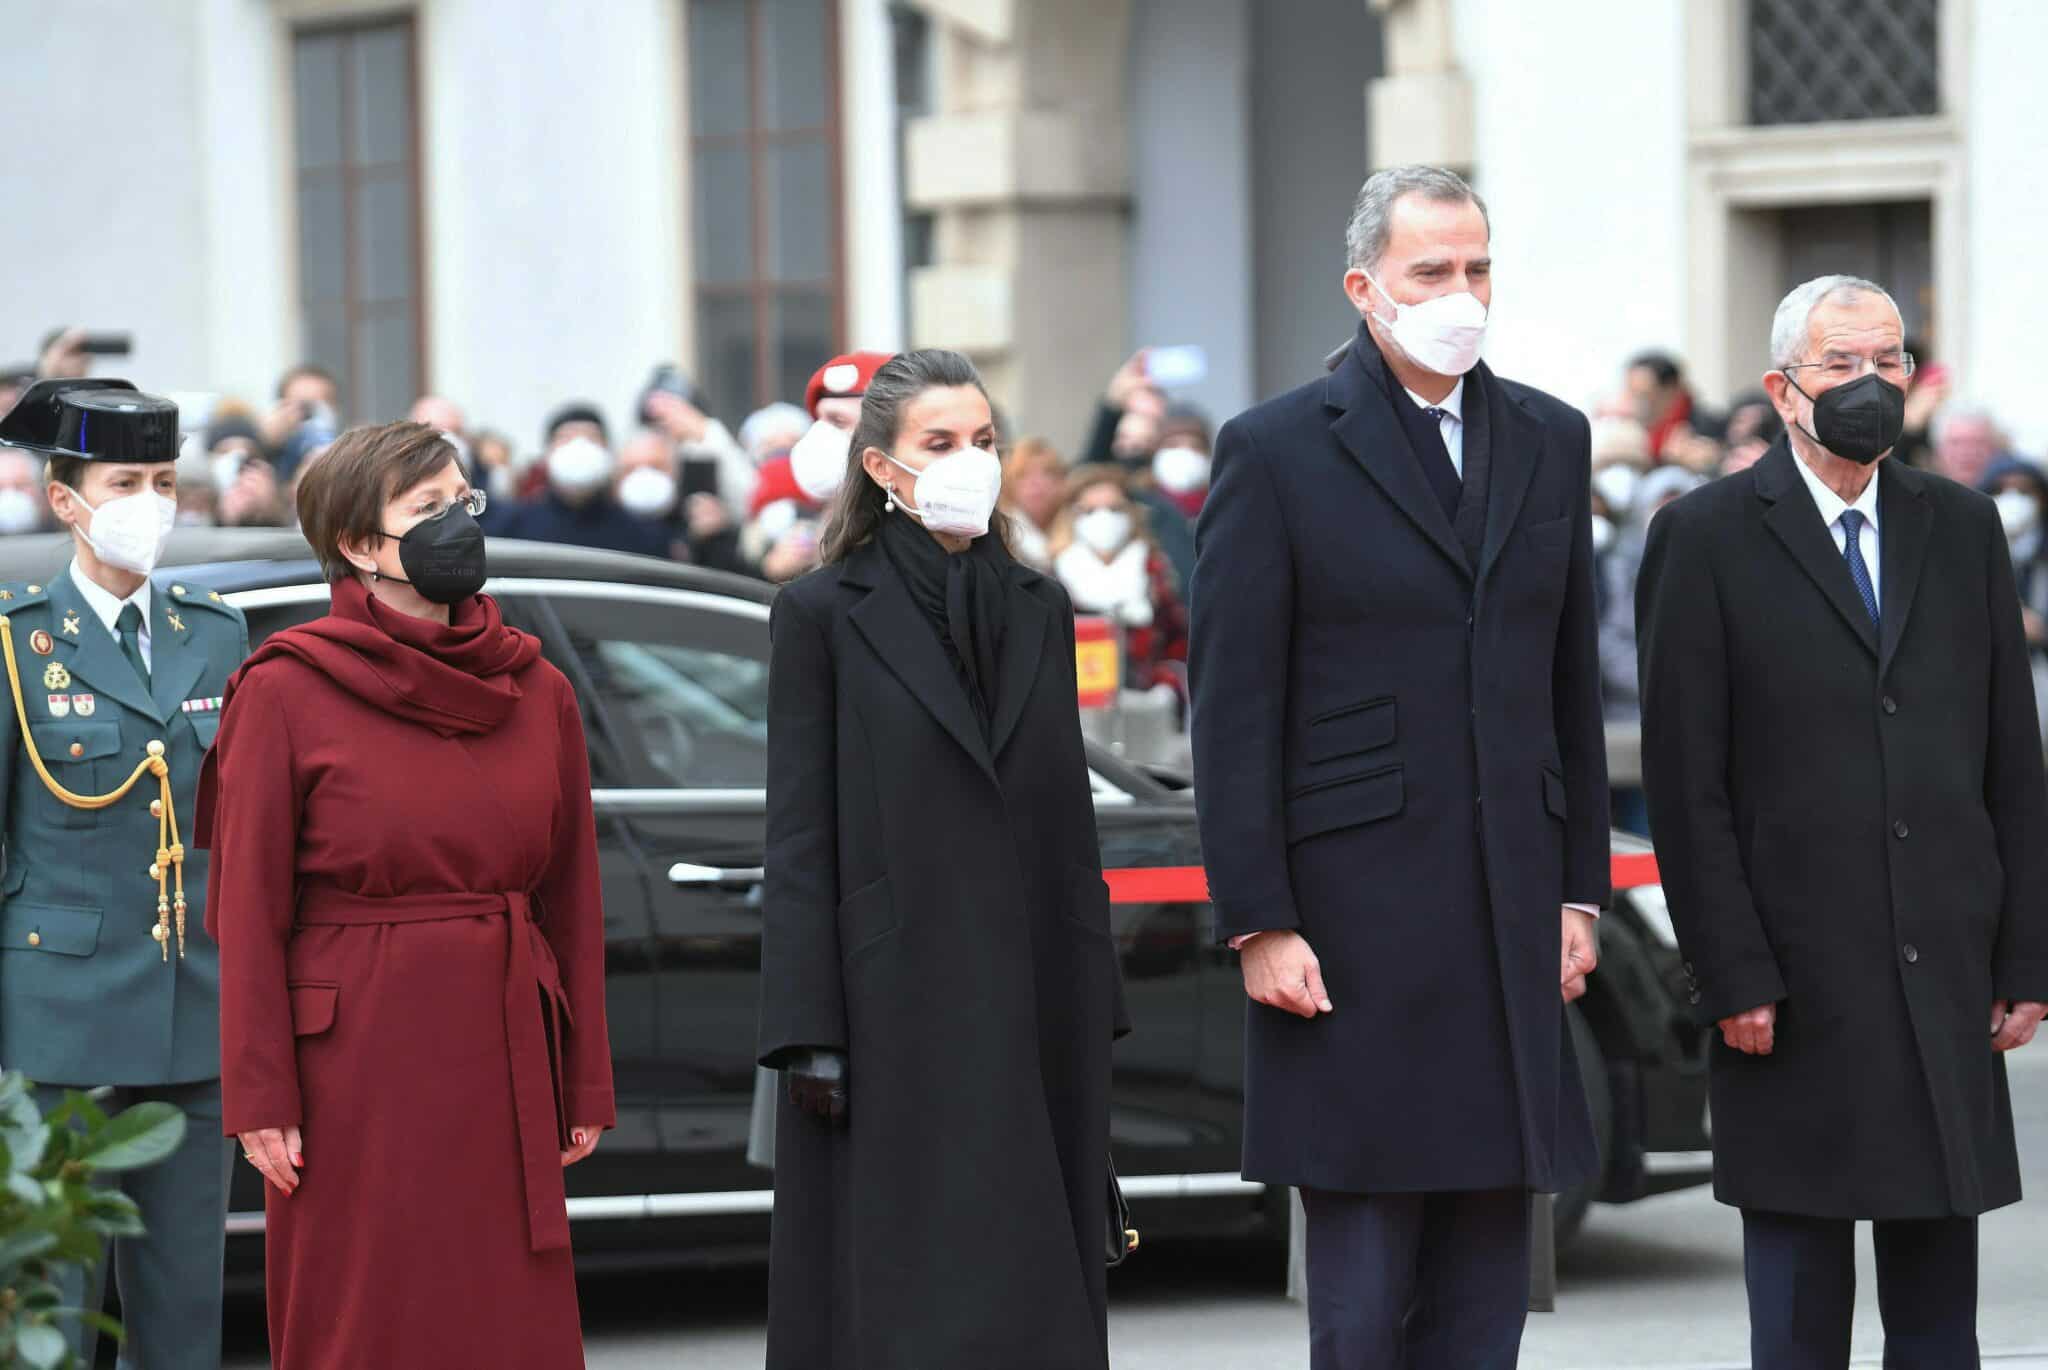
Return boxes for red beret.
[804,351,894,418]
[749,455,817,519]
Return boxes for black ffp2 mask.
[381,504,487,603]
[1786,372,1906,465]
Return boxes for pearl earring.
[884,483,896,514]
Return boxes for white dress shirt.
[1402,376,1467,479]
[1789,451,1882,611]
[69,562,153,670]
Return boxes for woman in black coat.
[759,349,1128,1370]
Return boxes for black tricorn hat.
[0,378,180,464]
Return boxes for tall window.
[292,19,424,424]
[1749,0,1939,126]
[689,0,844,416]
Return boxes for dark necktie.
[116,602,150,685]
[1416,405,1461,521]
[1839,509,1879,629]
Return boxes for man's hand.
[1240,930,1334,1019]
[786,1048,849,1122]
[35,328,88,380]
[1992,1000,2045,1052]
[1561,907,1598,1003]
[646,389,711,446]
[1105,350,1151,409]
[1719,1004,1776,1055]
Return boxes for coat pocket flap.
[837,875,897,957]
[28,720,123,763]
[1542,766,1568,820]
[288,982,338,1037]
[1285,765,1404,844]
[1066,864,1113,939]
[188,713,222,750]
[1306,696,1397,764]
[1,902,102,956]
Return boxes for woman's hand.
[239,1126,303,1196]
[560,1124,603,1167]
[786,1049,850,1122]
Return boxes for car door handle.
[668,862,766,889]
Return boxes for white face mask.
[63,484,177,575]
[0,488,39,536]
[548,436,615,496]
[1592,463,1641,518]
[1363,270,1489,376]
[887,446,1003,539]
[1151,445,1211,495]
[1590,513,1617,557]
[789,419,852,503]
[618,466,679,518]
[1997,490,2040,543]
[1074,507,1134,557]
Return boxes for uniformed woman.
[760,349,1130,1369]
[197,420,614,1368]
[0,379,249,1370]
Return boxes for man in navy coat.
[1188,165,1608,1369]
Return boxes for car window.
[544,589,770,791]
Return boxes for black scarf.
[878,512,1011,732]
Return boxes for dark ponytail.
[819,348,1006,564]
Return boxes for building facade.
[3,0,2042,456]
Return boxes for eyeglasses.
[409,490,489,521]
[1783,350,1917,385]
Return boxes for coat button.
[68,742,83,758]
[150,799,163,818]
[26,931,40,947]
[1689,989,1702,1004]
[1903,944,1920,964]
[1893,820,1909,839]
[1882,696,1898,715]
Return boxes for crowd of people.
[10,323,2043,733]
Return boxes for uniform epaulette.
[0,581,52,614]
[160,581,245,623]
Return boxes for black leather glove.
[785,1048,849,1123]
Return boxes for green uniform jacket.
[0,565,248,1086]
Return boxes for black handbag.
[1106,1158,1139,1267]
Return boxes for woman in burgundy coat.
[197,421,614,1368]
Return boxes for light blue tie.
[1839,509,1879,630]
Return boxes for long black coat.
[758,536,1127,1370]
[1188,326,1608,1195]
[1638,441,2048,1218]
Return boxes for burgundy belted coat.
[199,578,614,1369]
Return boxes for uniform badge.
[46,694,69,719]
[180,696,223,715]
[70,693,95,718]
[166,613,186,633]
[27,629,52,656]
[60,612,81,637]
[0,589,14,601]
[42,662,71,692]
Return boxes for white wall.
[1128,0,1255,424]
[1964,0,2048,457]
[1453,0,1688,411]
[419,0,685,454]
[0,2,214,391]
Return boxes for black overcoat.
[1637,441,2048,1218]
[758,536,1128,1370]
[1187,325,1608,1195]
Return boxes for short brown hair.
[297,420,460,582]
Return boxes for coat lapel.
[43,572,159,721]
[988,570,1050,763]
[1475,364,1542,585]
[843,542,997,782]
[1876,460,1933,677]
[1754,441,1879,659]
[1326,326,1467,576]
[149,584,207,723]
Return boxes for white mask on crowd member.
[1590,513,1617,557]
[618,467,680,518]
[790,419,853,503]
[1592,463,1640,517]
[886,446,1003,539]
[1074,507,1134,557]
[1151,445,1211,495]
[1363,270,1489,376]
[1996,490,2039,542]
[0,488,38,536]
[548,436,615,497]
[62,485,177,576]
